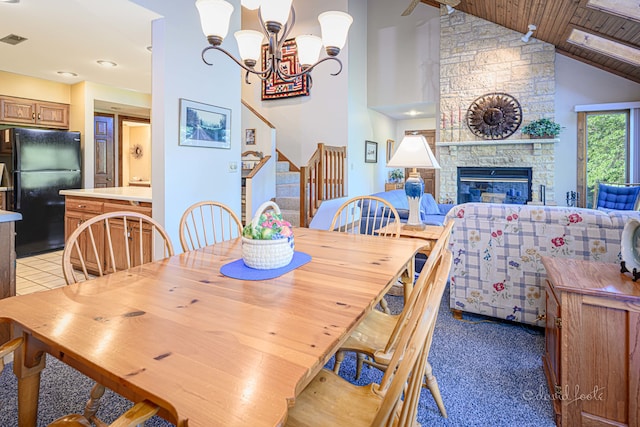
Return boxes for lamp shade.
[387,135,441,169]
[195,0,234,40]
[295,35,323,66]
[234,30,264,63]
[318,11,353,49]
[260,0,292,25]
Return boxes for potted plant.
[389,168,404,183]
[521,118,562,139]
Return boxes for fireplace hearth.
[457,167,532,204]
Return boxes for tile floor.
[15,250,67,295]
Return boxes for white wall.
[367,0,440,111]
[132,0,242,250]
[554,54,640,205]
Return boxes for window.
[576,102,640,208]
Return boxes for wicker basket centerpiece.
[242,201,294,269]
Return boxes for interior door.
[404,129,437,197]
[94,113,115,188]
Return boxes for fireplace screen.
[457,167,532,204]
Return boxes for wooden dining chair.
[330,195,401,237]
[0,336,24,373]
[62,211,174,285]
[61,211,173,425]
[179,200,243,252]
[48,400,160,427]
[284,250,451,427]
[333,220,454,418]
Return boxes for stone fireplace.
[438,10,558,205]
[437,139,556,204]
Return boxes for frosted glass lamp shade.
[387,135,441,169]
[318,11,353,50]
[235,30,264,63]
[241,0,261,10]
[195,0,234,40]
[260,0,293,25]
[295,35,323,66]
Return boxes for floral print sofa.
[445,203,640,326]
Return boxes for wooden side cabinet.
[0,96,69,129]
[385,182,404,192]
[64,196,152,275]
[541,257,640,427]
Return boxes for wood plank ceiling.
[420,0,640,84]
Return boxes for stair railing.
[299,143,346,227]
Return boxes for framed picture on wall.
[245,128,256,145]
[386,139,395,163]
[365,140,378,163]
[179,98,231,149]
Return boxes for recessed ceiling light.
[57,71,78,77]
[97,60,118,67]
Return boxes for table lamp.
[386,134,441,230]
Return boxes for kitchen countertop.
[60,187,152,203]
[0,210,22,223]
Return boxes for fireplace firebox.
[457,167,532,204]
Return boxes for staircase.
[275,161,301,227]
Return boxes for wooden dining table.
[0,228,426,427]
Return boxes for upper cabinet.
[0,96,69,129]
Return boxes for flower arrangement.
[521,118,562,138]
[242,202,295,269]
[389,168,404,182]
[243,210,293,240]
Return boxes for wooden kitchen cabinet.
[0,96,69,129]
[541,257,640,427]
[64,196,152,275]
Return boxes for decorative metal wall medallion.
[466,93,522,140]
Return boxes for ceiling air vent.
[0,34,28,45]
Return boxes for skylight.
[567,28,640,67]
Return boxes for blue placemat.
[220,251,312,280]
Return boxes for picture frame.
[245,128,256,145]
[365,140,378,163]
[386,139,395,163]
[179,98,231,149]
[261,39,310,100]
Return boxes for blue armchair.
[594,182,640,211]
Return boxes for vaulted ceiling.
[421,0,640,85]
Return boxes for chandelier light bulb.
[195,0,234,44]
[318,11,353,54]
[234,30,264,66]
[295,35,323,67]
[260,0,292,28]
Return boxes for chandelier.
[195,0,353,85]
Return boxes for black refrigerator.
[0,128,82,257]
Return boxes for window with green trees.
[585,111,629,208]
